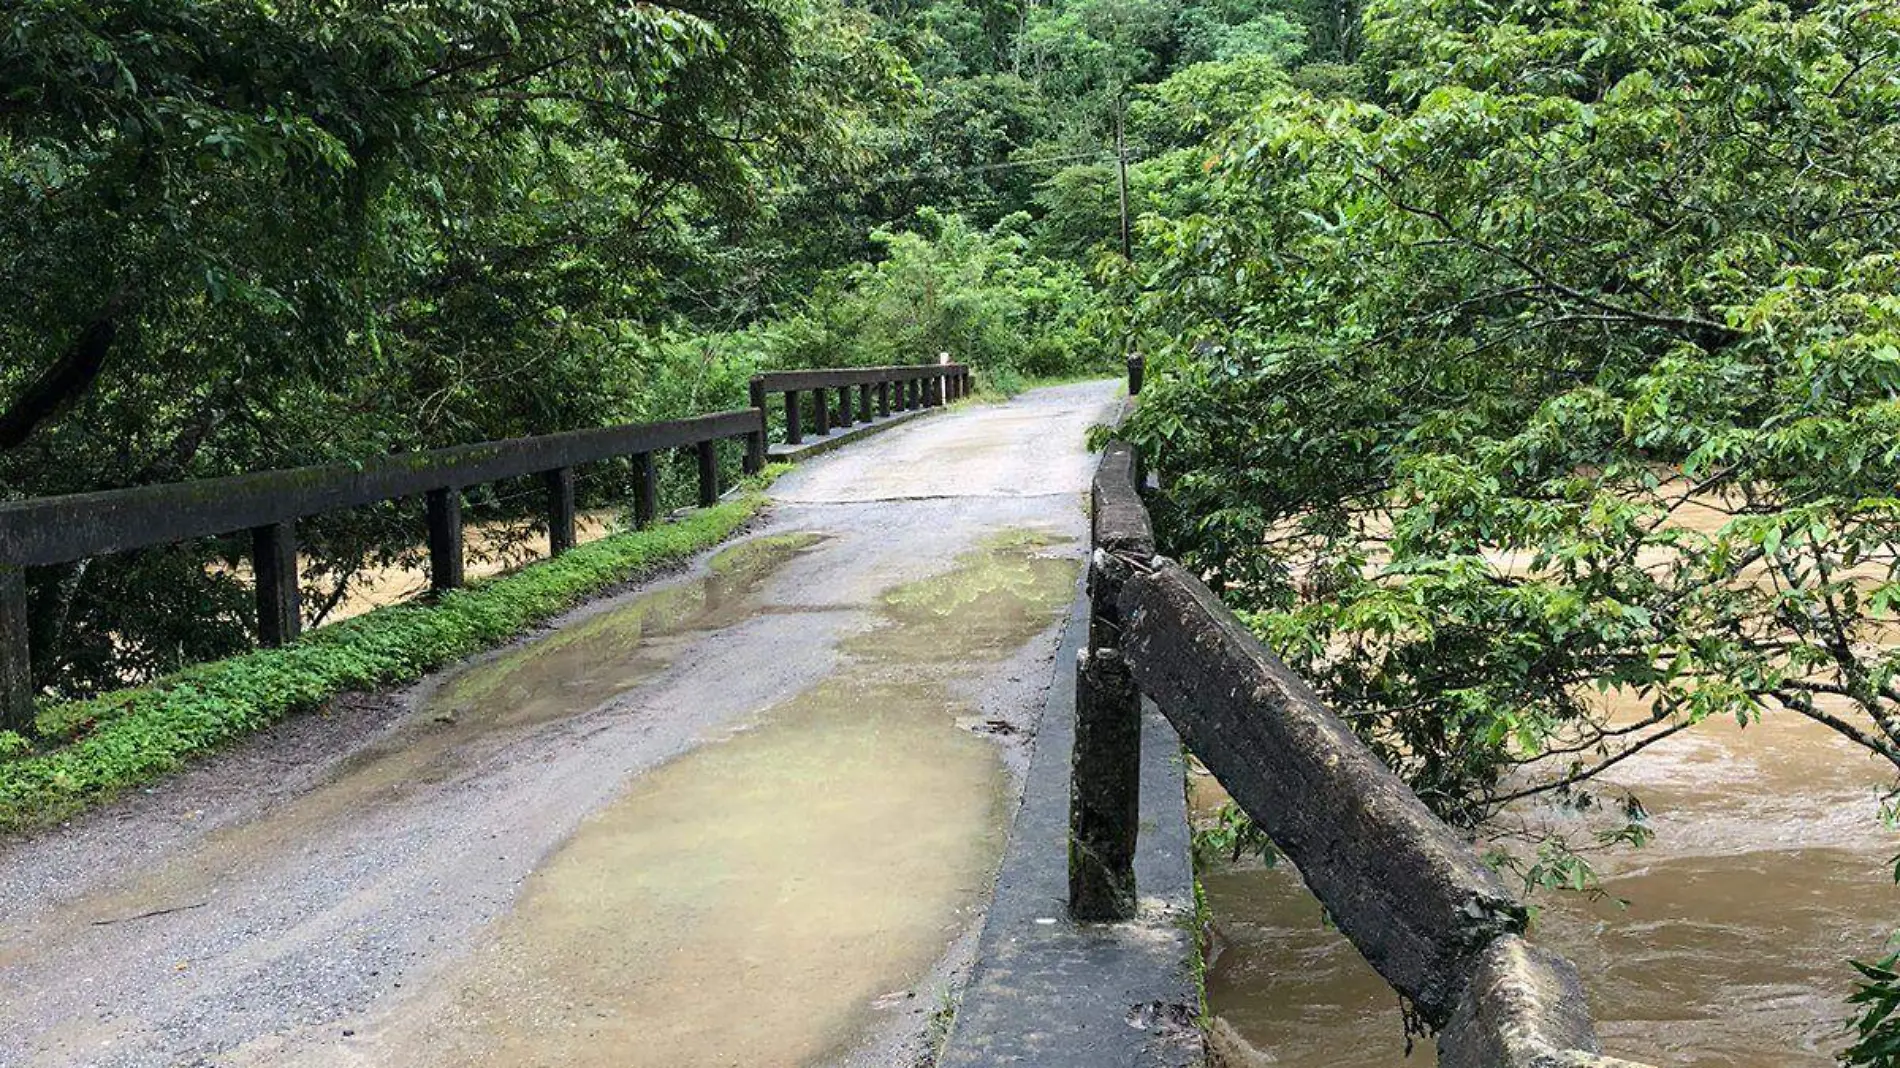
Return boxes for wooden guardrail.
[0,404,785,731]
[1070,356,1651,1067]
[1120,558,1650,1066]
[0,360,978,731]
[0,408,770,728]
[747,362,969,446]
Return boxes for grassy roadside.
[966,367,1122,404]
[0,471,784,833]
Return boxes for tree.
[0,0,901,697]
[753,208,1101,377]
[1119,0,1900,835]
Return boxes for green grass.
[964,367,1123,404]
[0,471,784,832]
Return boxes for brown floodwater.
[1205,483,1900,1066]
[1200,688,1900,1067]
[348,527,1082,1068]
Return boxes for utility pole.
[1113,95,1137,372]
[1114,98,1132,262]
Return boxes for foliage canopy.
[1122,0,1900,834]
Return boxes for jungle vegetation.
[0,0,1157,697]
[8,0,1900,1052]
[1119,0,1900,861]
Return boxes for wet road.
[0,380,1121,1068]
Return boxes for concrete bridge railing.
[0,360,966,731]
[1070,361,1655,1067]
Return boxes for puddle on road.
[853,528,1077,665]
[362,528,1080,1068]
[414,532,830,751]
[37,534,825,929]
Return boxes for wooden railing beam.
[0,410,762,569]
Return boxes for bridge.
[0,364,1650,1066]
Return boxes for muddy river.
[1201,683,1900,1067]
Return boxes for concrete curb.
[938,581,1204,1068]
[765,406,940,462]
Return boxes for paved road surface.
[0,380,1122,1068]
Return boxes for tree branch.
[0,291,130,450]
[1487,718,1696,806]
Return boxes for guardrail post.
[1127,352,1145,396]
[545,468,577,555]
[1,565,32,732]
[743,422,766,476]
[906,378,920,409]
[426,488,465,593]
[695,440,720,507]
[877,381,891,416]
[858,383,872,421]
[633,452,658,528]
[784,390,803,445]
[836,385,854,428]
[813,389,831,436]
[748,376,771,448]
[746,378,769,474]
[251,521,301,646]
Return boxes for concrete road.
[0,380,1122,1068]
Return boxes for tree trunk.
[0,300,125,451]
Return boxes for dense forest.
[7,0,1900,1056]
[1120,0,1900,852]
[4,0,1343,697]
[8,0,1900,827]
